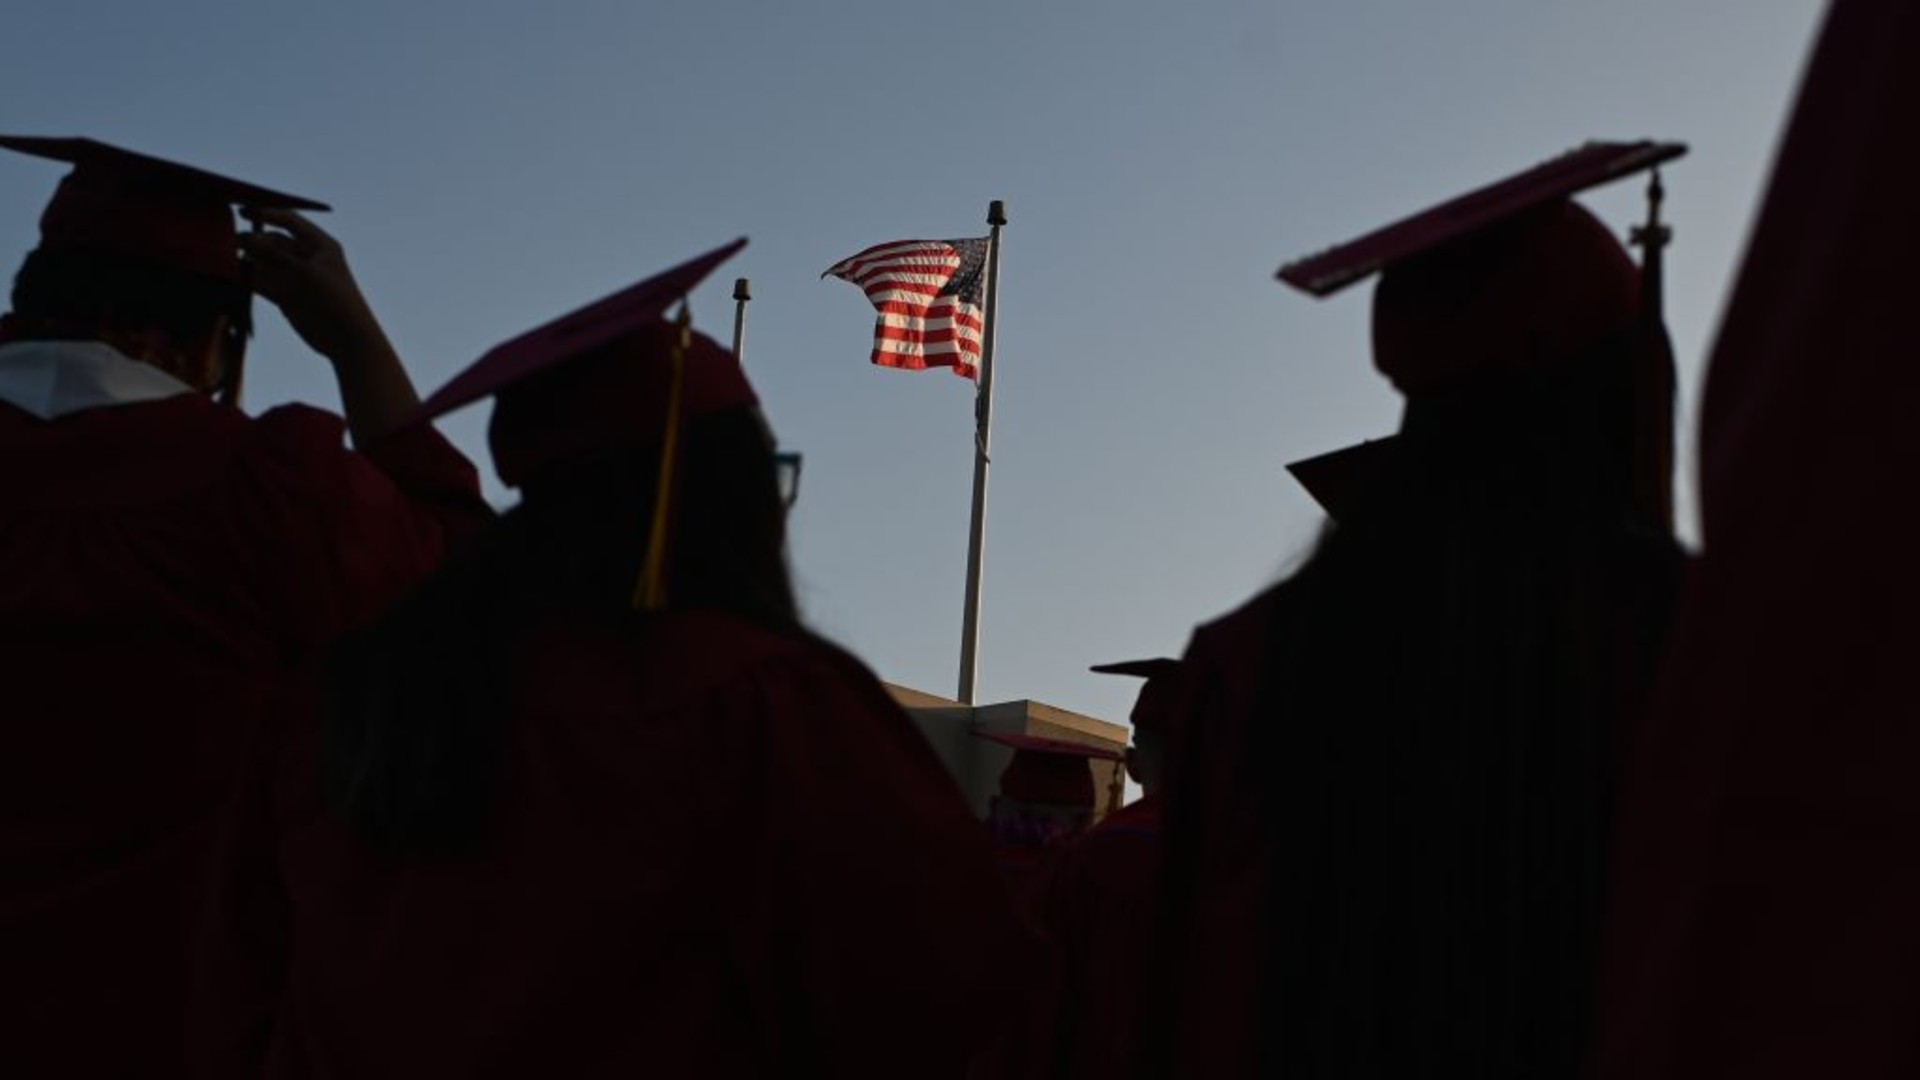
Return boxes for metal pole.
[957,199,1006,704]
[1630,170,1676,532]
[1630,170,1669,324]
[731,277,752,364]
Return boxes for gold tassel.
[632,305,692,611]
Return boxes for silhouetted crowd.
[3,3,1915,1077]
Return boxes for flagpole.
[731,277,752,363]
[957,199,1006,705]
[1631,170,1676,531]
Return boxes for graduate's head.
[1127,693,1175,796]
[1281,141,1686,530]
[0,135,327,400]
[483,282,783,620]
[492,398,795,626]
[978,731,1119,844]
[326,240,806,858]
[1092,658,1184,798]
[1372,201,1664,525]
[1369,200,1641,399]
[6,246,247,392]
[488,319,760,492]
[411,238,780,616]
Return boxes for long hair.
[1246,331,1684,1077]
[321,407,800,857]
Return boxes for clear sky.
[0,1,1827,730]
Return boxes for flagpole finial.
[732,277,751,302]
[988,199,1008,227]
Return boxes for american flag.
[823,237,988,379]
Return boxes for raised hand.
[239,207,390,364]
[239,208,421,445]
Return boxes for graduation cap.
[0,135,328,283]
[1278,141,1686,297]
[1286,437,1398,521]
[1279,142,1686,396]
[412,238,756,609]
[1091,657,1187,738]
[1088,658,1181,681]
[974,729,1122,809]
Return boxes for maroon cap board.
[1089,658,1183,681]
[407,239,755,612]
[411,237,751,428]
[0,135,327,283]
[1278,140,1686,297]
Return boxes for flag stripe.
[851,266,956,290]
[874,298,983,321]
[862,279,949,299]
[831,239,949,269]
[877,312,983,333]
[874,351,979,378]
[835,252,959,282]
[849,241,957,264]
[826,236,990,381]
[876,312,985,343]
[876,327,983,352]
[874,335,981,355]
[829,241,960,283]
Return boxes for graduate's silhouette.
[196,244,1031,1079]
[1156,144,1688,1079]
[0,136,488,1080]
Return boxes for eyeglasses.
[775,451,803,510]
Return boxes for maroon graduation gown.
[0,395,488,1079]
[1597,3,1920,1076]
[1031,793,1165,1080]
[198,612,1031,1079]
[1150,585,1281,1079]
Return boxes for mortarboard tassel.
[631,304,693,611]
